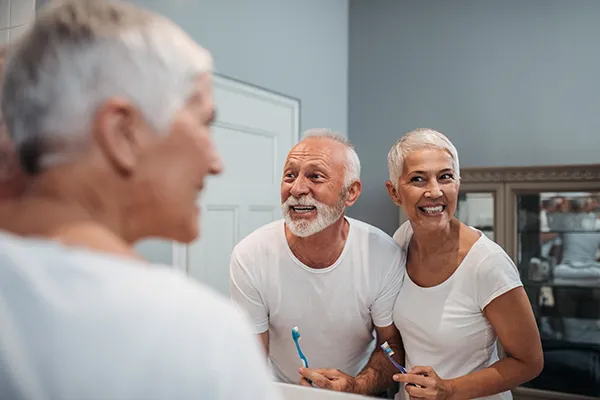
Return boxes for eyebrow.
[284,160,330,171]
[410,168,454,175]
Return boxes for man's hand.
[393,366,455,400]
[298,368,357,393]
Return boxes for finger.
[298,368,331,388]
[298,367,315,378]
[406,384,427,399]
[393,373,430,387]
[315,368,344,379]
[408,365,433,376]
[299,377,312,387]
[392,373,405,382]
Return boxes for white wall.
[0,0,35,47]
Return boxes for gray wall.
[348,0,600,235]
[128,0,349,135]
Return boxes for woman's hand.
[393,366,455,400]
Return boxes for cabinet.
[399,164,600,400]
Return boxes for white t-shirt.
[229,217,405,384]
[0,232,280,400]
[392,222,522,400]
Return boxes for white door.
[136,75,300,296]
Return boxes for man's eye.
[311,174,323,179]
[440,173,454,180]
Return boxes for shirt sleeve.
[370,249,406,327]
[476,250,523,310]
[229,247,269,334]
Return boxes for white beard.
[282,192,347,237]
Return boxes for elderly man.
[230,129,406,396]
[0,1,278,399]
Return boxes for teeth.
[292,206,316,214]
[422,206,443,213]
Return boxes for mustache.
[284,196,319,207]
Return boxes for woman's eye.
[311,174,323,179]
[440,173,454,180]
[410,176,424,183]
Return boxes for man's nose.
[290,176,310,197]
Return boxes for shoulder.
[392,220,413,251]
[467,234,521,282]
[233,219,284,257]
[0,234,275,397]
[348,218,401,250]
[347,217,405,265]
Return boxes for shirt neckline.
[282,218,353,274]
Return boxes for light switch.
[9,0,34,28]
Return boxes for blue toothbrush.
[381,341,422,387]
[292,326,312,384]
[381,341,408,374]
[292,326,309,367]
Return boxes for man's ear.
[345,180,362,207]
[385,180,402,206]
[92,98,148,175]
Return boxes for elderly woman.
[0,1,278,399]
[385,128,543,400]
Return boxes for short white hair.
[1,0,213,174]
[387,128,460,188]
[300,128,361,188]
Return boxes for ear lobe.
[385,180,402,206]
[93,99,144,175]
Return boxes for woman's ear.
[92,98,148,175]
[385,180,402,207]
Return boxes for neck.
[286,216,349,269]
[16,166,141,252]
[410,217,461,258]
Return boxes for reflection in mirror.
[456,192,494,241]
[517,191,600,398]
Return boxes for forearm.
[354,340,403,395]
[447,355,541,400]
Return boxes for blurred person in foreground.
[0,1,279,399]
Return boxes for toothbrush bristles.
[380,341,394,356]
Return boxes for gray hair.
[1,0,213,174]
[387,128,460,189]
[300,128,361,188]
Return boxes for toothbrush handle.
[385,353,407,374]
